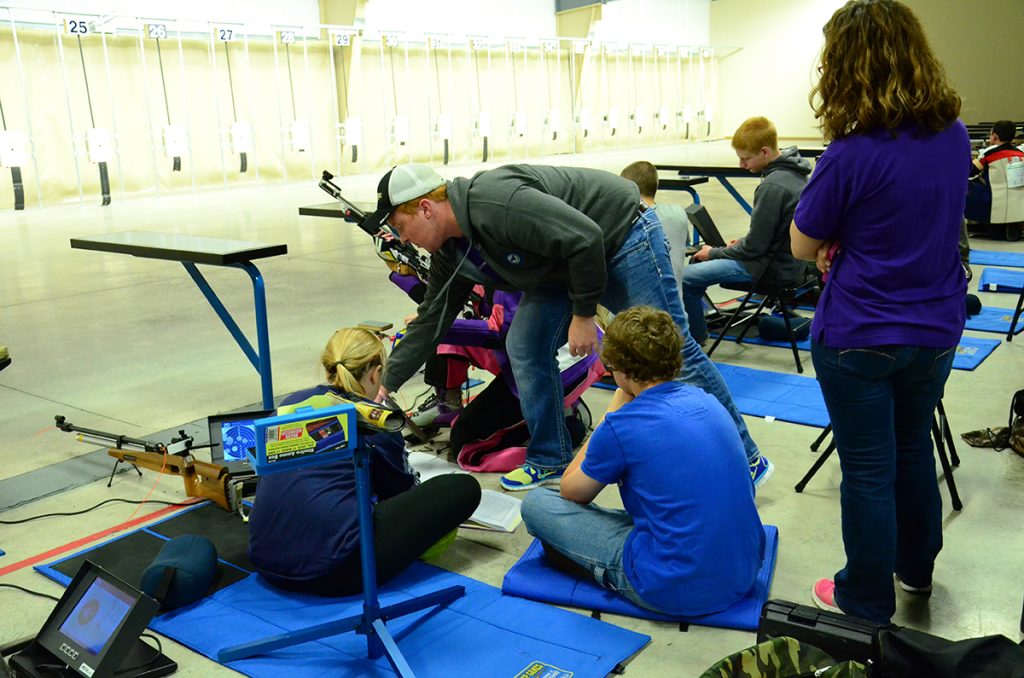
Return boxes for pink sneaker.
[811,578,843,613]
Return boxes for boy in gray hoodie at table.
[681,116,812,345]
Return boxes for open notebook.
[409,452,521,533]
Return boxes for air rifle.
[54,415,237,512]
[318,170,432,281]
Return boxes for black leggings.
[266,474,481,597]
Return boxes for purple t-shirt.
[794,121,969,349]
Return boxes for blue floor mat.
[978,267,1024,293]
[502,525,778,631]
[969,250,1024,268]
[716,364,829,427]
[710,329,812,352]
[35,526,649,678]
[964,307,1024,335]
[953,336,1000,370]
[710,333,996,372]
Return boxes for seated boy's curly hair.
[599,306,682,384]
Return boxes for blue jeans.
[680,259,754,343]
[505,210,760,469]
[811,342,955,623]
[521,487,665,612]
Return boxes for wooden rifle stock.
[108,449,234,512]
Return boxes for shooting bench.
[70,230,286,410]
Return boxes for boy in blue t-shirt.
[520,306,765,616]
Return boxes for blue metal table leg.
[717,177,753,215]
[182,261,274,410]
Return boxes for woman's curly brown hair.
[600,306,682,385]
[810,0,960,140]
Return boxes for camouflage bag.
[962,389,1024,457]
[699,636,868,678]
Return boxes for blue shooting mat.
[709,328,812,352]
[969,250,1024,268]
[978,267,1024,293]
[953,336,1000,370]
[502,525,778,631]
[964,307,1024,335]
[711,333,995,372]
[35,533,648,677]
[716,363,829,428]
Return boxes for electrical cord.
[0,583,60,602]
[0,498,191,525]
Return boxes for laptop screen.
[685,204,728,248]
[207,409,274,468]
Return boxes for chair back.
[987,156,1024,223]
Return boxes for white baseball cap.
[364,164,445,229]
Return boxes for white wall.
[362,0,556,38]
[4,1,320,28]
[592,0,709,46]
[710,0,843,139]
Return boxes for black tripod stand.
[794,399,963,511]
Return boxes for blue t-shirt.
[581,382,765,616]
[248,385,416,583]
[794,121,969,349]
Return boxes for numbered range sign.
[215,26,236,42]
[147,23,168,40]
[64,17,91,35]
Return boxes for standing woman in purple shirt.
[791,0,968,624]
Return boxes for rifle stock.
[108,449,233,512]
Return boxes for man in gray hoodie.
[364,163,767,491]
[681,116,812,345]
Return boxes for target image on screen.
[57,578,135,656]
[221,420,257,462]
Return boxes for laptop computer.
[685,203,728,249]
[207,408,275,476]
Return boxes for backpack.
[1010,388,1024,457]
[960,387,1024,456]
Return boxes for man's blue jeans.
[811,342,955,623]
[505,209,760,470]
[521,487,666,612]
[680,259,754,343]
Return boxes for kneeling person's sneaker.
[500,463,564,491]
[750,455,774,490]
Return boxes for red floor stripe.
[0,498,201,578]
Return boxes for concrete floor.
[1,140,1023,676]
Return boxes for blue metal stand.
[714,177,753,216]
[182,261,274,410]
[217,444,466,676]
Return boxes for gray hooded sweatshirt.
[382,164,641,393]
[706,145,812,283]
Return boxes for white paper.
[464,489,521,532]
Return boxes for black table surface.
[658,177,710,190]
[70,230,287,266]
[655,164,756,178]
[299,202,348,219]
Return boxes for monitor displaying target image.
[207,408,274,476]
